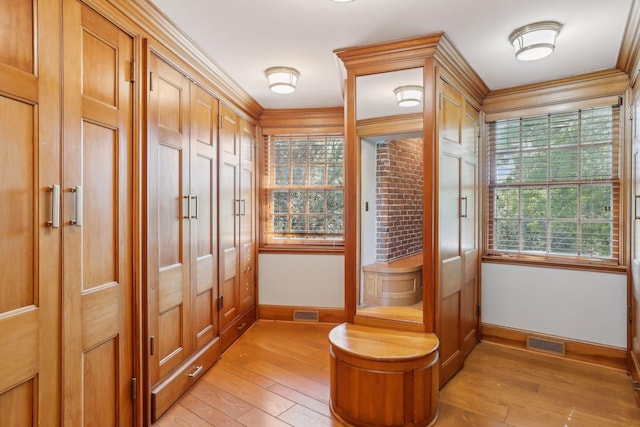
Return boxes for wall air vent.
[293,310,319,322]
[526,336,566,356]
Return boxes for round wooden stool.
[328,322,439,427]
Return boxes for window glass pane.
[309,191,325,213]
[494,152,520,184]
[327,165,343,186]
[290,191,306,214]
[291,216,306,234]
[581,185,612,220]
[522,220,547,252]
[327,190,343,214]
[550,221,577,254]
[581,145,611,179]
[309,216,325,233]
[310,165,325,185]
[550,187,577,219]
[550,147,578,181]
[495,219,519,250]
[327,215,343,234]
[495,188,518,218]
[521,149,547,182]
[327,138,344,161]
[550,112,578,146]
[521,116,548,148]
[521,187,547,218]
[273,191,289,214]
[310,138,326,163]
[291,138,308,163]
[275,166,290,185]
[292,165,307,185]
[274,139,290,163]
[274,216,288,233]
[580,222,612,257]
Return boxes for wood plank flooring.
[154,320,640,426]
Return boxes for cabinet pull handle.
[47,185,60,228]
[237,322,247,331]
[191,195,198,219]
[461,196,468,218]
[183,195,190,219]
[236,199,241,216]
[240,199,246,216]
[635,195,640,220]
[70,186,83,226]
[187,365,203,378]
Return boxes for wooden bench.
[362,253,423,306]
[328,322,439,427]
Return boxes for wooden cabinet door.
[460,101,480,358]
[438,81,479,386]
[631,91,640,408]
[0,0,62,423]
[239,118,256,313]
[190,85,220,350]
[147,53,192,384]
[219,104,240,331]
[62,3,135,424]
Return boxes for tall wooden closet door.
[0,0,61,423]
[219,105,240,330]
[147,54,191,383]
[190,85,219,350]
[460,101,480,358]
[62,3,134,425]
[438,81,465,386]
[239,118,256,313]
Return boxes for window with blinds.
[486,105,620,264]
[262,133,344,247]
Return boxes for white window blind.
[263,133,344,247]
[486,105,620,263]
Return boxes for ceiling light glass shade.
[265,67,299,94]
[509,21,563,61]
[394,85,423,107]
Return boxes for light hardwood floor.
[154,320,640,427]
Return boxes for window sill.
[259,245,344,255]
[482,253,627,274]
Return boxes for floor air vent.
[526,336,566,356]
[293,310,319,322]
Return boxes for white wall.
[482,262,627,348]
[258,253,344,307]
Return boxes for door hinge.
[150,336,155,355]
[439,92,442,110]
[629,305,633,323]
[218,295,224,309]
[130,378,137,400]
[218,115,222,129]
[477,125,481,140]
[629,105,634,121]
[129,61,135,83]
[149,71,154,91]
[477,304,481,317]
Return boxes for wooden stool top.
[328,322,439,362]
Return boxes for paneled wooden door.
[219,104,240,331]
[0,0,62,424]
[62,3,135,425]
[631,91,640,408]
[239,118,256,313]
[438,81,480,386]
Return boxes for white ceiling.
[150,0,633,111]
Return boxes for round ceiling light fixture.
[265,67,300,94]
[509,21,563,61]
[394,85,423,107]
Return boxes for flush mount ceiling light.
[394,85,423,107]
[509,21,563,61]
[265,67,299,94]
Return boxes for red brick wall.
[376,138,423,261]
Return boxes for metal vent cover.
[527,336,566,356]
[293,310,319,322]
